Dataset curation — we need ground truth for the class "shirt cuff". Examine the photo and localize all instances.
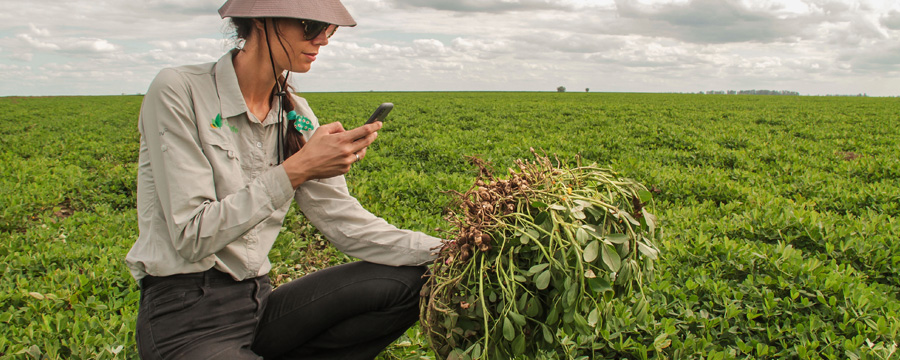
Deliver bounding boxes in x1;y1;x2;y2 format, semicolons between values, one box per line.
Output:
413;233;444;265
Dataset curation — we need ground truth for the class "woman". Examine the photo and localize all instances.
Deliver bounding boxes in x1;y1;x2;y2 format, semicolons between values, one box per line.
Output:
125;0;442;358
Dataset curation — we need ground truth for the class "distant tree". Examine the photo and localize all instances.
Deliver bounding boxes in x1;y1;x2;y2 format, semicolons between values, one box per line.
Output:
585;88;589;92
557;86;566;93
735;89;799;96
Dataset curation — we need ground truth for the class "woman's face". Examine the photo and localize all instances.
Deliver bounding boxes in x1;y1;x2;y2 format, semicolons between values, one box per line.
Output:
266;19;333;74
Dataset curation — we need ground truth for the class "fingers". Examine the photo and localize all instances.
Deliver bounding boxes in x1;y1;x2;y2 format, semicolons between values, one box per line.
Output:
345;121;382;144
317;121;346;134
355;147;368;163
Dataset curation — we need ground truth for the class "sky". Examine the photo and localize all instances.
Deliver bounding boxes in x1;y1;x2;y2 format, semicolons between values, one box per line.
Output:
0;0;898;96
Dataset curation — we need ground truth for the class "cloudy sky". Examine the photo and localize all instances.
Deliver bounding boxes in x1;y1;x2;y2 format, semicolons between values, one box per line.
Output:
1;0;898;96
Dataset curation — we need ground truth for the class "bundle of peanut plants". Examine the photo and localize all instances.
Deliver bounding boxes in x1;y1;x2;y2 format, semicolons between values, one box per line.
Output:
420;151;661;359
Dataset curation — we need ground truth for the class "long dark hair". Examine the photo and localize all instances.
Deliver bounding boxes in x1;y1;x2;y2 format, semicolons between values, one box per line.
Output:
231;17;307;163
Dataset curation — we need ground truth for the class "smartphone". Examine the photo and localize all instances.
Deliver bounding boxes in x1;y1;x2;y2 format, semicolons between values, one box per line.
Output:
365;103;393;125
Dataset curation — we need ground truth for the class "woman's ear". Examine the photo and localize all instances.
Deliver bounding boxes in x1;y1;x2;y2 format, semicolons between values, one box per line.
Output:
253;18;268;39
243;18;269;48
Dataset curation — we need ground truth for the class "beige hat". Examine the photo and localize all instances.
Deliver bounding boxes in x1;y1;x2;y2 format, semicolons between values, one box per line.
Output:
218;0;357;27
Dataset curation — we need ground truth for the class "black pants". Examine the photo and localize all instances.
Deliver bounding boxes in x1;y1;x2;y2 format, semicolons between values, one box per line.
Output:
135;262;426;359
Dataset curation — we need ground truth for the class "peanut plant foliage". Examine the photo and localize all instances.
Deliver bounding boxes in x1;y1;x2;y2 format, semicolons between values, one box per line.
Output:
0;93;898;359
421;154;661;359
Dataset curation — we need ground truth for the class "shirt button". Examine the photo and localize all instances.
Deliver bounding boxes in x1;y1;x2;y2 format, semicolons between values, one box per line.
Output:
256;142;262;148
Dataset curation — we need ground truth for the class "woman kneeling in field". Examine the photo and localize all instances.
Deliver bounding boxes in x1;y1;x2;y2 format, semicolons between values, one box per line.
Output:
125;0;441;358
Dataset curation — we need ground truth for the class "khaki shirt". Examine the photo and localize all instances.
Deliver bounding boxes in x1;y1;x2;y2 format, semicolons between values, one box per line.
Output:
126;50;441;282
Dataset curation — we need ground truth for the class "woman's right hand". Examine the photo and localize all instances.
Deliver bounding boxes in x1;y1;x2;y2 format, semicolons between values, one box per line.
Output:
282;121;382;188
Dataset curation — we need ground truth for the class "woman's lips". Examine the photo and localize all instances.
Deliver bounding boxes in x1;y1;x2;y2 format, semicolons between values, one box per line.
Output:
304;52;317;61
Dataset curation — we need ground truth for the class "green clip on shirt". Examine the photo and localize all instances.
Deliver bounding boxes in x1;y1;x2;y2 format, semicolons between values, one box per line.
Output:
126;50;442;282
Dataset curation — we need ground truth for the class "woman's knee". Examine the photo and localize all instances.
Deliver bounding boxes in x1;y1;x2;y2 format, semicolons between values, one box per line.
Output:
392;265;428;290
352;262;427;302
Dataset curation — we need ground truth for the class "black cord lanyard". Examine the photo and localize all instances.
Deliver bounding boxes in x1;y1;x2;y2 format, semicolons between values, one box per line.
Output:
264;20;290;165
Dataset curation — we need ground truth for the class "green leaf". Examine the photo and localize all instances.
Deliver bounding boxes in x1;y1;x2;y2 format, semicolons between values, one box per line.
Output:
588;276;612;294
584;205;604;220
619;210;640;225
513;333;526;355
565;286;578;306
570;207;586;220
447;349;468;360
575;227;590;244
535;269;552;290
587;308;599;326
25;345;42;359
531;201;548;208
521;229;539;244
582;224;604;239
525;296;541;317
637;241;658;260
583;240;600;262
617;261;633;284
643;213;656;234
654;333;671;352
605;233;629;244
573;312;589;329
638;189;652;203
527;263;550;275
601;244;621;271
471;344;482;359
509;311;526;326
534;211;550;228
502;317;515;341
542;325;553;343
546;305;559;325
635;298;649;317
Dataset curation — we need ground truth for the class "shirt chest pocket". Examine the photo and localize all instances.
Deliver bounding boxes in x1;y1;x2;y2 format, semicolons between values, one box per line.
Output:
201;135;245;200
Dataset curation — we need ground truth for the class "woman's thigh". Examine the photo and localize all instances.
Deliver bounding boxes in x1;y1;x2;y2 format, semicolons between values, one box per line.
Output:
136;270;270;359
251;262;426;358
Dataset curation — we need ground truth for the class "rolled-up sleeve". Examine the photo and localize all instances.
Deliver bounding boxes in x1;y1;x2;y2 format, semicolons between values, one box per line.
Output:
295;175;442;266
140;68;295;263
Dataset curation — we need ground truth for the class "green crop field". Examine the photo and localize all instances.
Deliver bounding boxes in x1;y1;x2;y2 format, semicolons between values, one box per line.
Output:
1;92;898;359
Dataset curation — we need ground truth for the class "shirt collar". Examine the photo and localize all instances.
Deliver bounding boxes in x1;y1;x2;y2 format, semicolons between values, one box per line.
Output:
215;49;248;119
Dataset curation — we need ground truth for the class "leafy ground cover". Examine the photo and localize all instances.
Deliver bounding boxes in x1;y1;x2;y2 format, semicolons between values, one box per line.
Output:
0;93;898;359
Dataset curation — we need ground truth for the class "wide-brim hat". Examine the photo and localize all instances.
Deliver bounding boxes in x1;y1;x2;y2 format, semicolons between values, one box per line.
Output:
218;0;356;27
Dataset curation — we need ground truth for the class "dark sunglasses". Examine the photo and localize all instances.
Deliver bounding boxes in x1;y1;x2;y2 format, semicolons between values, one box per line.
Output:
299;19;338;41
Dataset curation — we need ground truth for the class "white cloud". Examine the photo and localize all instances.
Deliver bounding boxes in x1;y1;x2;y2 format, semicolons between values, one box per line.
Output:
60;38;118;53
389;0;575;13
11;52;34;62
17;33;60;50
29;23;50;36
149;38;230;57
412;39;448;56
883;11;900;30
0;0;897;96
15;32;120;59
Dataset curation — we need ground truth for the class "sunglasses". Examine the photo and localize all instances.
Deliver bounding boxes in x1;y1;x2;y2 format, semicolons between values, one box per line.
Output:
300;19;338;41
